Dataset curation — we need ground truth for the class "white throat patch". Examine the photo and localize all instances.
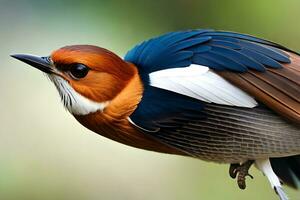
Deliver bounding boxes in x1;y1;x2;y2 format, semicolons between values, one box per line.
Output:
48;75;109;115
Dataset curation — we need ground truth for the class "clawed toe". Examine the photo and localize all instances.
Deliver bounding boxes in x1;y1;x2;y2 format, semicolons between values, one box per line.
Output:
229;163;240;178
229;160;254;190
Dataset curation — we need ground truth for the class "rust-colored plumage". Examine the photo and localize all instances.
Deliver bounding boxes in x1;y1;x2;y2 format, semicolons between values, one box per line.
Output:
51;45;182;154
51;45;136;102
51;45;184;155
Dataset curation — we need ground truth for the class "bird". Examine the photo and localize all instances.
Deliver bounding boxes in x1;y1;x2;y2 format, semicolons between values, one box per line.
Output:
11;29;300;200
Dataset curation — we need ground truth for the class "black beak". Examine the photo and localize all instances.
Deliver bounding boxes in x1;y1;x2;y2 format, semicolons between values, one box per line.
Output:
11;54;54;74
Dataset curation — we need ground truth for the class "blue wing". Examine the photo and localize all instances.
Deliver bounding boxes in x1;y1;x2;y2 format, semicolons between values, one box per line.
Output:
125;29;295;131
125;29;291;77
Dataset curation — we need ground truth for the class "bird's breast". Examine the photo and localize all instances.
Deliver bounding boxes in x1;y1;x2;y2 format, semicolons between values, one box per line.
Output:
74;112;184;154
73;65;185;155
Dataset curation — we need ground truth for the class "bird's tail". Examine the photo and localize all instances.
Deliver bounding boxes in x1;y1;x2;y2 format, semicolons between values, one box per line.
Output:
270;155;300;189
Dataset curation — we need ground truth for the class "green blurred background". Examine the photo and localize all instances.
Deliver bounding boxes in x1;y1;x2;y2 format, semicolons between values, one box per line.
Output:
1;0;300;199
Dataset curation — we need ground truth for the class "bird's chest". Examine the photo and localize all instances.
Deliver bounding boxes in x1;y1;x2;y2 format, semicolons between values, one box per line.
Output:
73;112;185;155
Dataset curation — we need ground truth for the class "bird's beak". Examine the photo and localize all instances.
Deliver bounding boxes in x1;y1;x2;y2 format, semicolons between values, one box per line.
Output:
11;54;54;74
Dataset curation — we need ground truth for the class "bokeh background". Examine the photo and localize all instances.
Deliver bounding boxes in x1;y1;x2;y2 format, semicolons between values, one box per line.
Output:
1;0;300;199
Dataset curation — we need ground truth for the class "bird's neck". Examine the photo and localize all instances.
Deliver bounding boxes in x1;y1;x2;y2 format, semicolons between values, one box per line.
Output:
74;63;184;155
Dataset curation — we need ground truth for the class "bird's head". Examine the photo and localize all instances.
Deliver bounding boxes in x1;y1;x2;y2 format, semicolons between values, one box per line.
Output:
11;45;137;115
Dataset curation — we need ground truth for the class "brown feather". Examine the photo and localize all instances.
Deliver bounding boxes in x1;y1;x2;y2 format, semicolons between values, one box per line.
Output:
217;52;300;124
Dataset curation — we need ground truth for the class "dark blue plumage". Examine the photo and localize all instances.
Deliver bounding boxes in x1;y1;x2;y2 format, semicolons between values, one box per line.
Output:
130;86;204;131
124;29;291;77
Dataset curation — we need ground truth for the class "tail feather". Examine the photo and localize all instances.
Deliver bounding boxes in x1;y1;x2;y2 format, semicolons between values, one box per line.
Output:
270;155;300;189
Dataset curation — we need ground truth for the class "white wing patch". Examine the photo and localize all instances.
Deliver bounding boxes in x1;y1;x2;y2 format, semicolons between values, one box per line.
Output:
149;64;257;108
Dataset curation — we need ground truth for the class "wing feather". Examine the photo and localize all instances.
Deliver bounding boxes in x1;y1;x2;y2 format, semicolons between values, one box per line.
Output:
217;55;300;124
149;64;257;108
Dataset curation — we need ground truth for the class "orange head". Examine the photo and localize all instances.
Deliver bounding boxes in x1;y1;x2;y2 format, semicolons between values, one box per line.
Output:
11;45;180;154
11;45;138;115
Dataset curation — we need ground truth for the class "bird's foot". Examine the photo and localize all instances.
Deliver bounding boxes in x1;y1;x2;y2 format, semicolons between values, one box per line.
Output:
229;160;254;190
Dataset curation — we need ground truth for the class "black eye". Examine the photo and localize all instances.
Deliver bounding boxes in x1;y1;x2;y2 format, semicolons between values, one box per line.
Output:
69;63;89;79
